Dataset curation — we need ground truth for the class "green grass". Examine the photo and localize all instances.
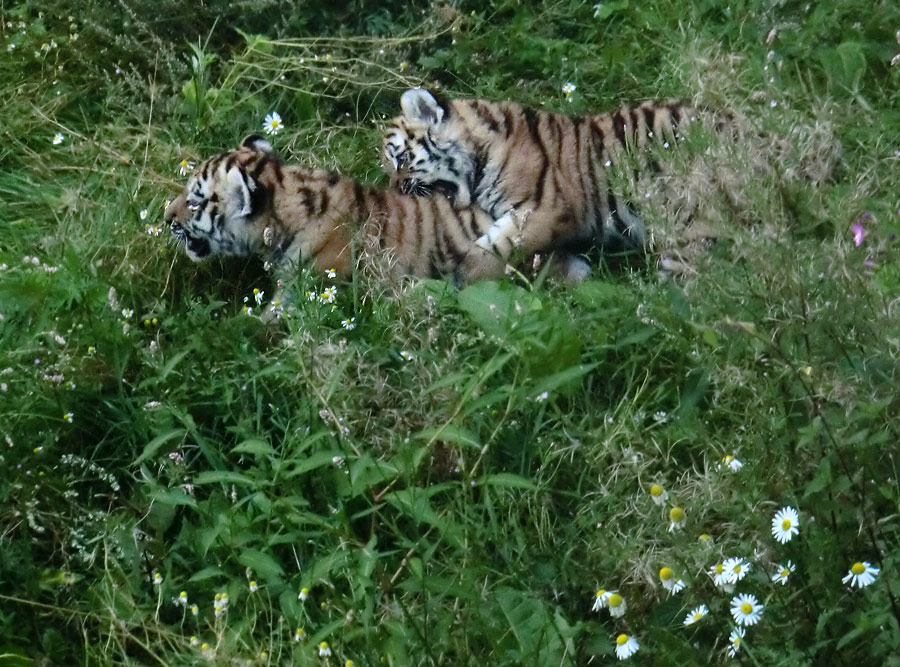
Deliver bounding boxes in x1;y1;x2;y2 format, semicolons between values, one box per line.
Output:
2;1;900;664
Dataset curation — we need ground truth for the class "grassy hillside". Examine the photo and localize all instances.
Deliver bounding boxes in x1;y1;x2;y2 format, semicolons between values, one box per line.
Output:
1;1;899;664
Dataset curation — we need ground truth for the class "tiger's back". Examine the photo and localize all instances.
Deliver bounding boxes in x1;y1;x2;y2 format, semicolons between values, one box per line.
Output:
383;89;720;260
164;136;507;285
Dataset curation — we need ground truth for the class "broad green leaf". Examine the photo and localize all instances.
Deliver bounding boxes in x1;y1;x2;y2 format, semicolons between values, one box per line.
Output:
134;429;186;466
238;549;285;581
232;439;276;457
193;470;256;486
147;486;197;509
478;473;538;491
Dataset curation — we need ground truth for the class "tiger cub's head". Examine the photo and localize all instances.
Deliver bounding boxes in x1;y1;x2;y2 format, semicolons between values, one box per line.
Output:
165;135;277;261
382;88;476;208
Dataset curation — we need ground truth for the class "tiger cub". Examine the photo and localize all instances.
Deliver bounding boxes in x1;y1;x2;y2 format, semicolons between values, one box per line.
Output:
382;88;718;267
164;135;513;287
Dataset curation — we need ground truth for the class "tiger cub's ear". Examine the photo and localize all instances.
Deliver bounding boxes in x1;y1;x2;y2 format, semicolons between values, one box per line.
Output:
225;164;256;217
241;135;275;154
400;88;445;126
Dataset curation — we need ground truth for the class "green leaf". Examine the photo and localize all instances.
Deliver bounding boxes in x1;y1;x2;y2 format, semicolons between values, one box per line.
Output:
193;470;256;486
147;486;197;509
804;458;832;497
232;439;276;457
478;473;538;491
284;451;346;478
415;424;481;450
134;429;186;466
238;549;285;581
188;567;225;583
593;0;629;20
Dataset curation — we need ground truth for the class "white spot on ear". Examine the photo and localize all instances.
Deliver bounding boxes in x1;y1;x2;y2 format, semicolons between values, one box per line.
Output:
400;88;444;125
226;166;254;216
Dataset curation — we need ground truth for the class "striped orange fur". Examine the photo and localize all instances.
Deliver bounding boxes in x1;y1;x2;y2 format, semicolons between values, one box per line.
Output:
164;136;510;285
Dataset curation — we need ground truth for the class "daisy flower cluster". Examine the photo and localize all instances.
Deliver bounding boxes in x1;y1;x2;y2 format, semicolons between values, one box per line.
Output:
593;484;884;661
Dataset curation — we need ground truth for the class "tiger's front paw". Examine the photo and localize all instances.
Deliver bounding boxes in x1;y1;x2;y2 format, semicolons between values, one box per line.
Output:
475;212;515;253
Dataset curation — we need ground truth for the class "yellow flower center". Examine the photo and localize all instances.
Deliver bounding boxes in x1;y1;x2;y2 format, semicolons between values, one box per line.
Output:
782;519;792;530
272;119;280;127
781;569;789;577
650;484;663;497
693;612;703;620
616;634;629;646
715;564;724;574
608;593;623;608
741;603;752;614
733;564;742;573
659;567;674;580
595;589;605;598
669;506;685;522
851;562;866;575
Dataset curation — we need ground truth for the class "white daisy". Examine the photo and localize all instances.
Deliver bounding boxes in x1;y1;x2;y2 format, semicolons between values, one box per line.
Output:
614;634;639;660
772;506;800;543
263;111;283;135
683;604;709;626
659;567;685;594
649;484;668;506
52;132;64;145
722;556;751;583
562;82;577;95
591;588;613;612
318;641;332;657
709;562;732;590
842;561;879;589
607;592;626;618
730;593;763;626
178;158;195;176
668;506;686;531
721;454;743;472
771;561;796;585
727;627;745;657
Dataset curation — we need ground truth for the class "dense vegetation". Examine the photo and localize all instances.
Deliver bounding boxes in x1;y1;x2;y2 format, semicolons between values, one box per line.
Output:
1;1;899;664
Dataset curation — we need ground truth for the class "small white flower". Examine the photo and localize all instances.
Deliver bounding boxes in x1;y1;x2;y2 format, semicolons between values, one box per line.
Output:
591;589;613;612
177;159;195;176
772;560;796;585
709;562;734;591
614;634;639;660
249;580;258;592
668;506;686;531
152;572;163;585
683;604;708;626
318;641;332;657
562;82;577;96
843;561;879;589
730;593;763;626
191;603;198;616
252;288;264;306
325;268;337;279
298;587;310;601
722;557;750;583
341;317;356;330
52;132;64;145
263;111;283;135
534;391;549;402
727;627;745;657
607;592;626;618
121;308;134;319
721;454;743;472
593;3;604;18
648;484;668;505
139;209;148;220
63;412;74;423
399;350;414;361
294;627;306;642
771;506;799;544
